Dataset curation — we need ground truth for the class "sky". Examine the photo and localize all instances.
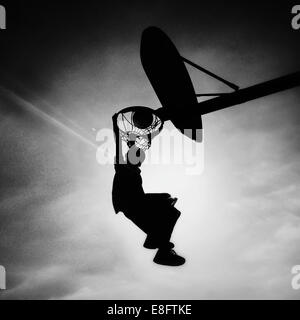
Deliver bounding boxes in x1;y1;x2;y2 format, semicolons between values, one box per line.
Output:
0;0;300;299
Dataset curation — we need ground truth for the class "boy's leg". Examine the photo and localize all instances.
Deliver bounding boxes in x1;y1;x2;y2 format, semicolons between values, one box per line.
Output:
123;207;185;266
122;205;180;248
143;207;181;249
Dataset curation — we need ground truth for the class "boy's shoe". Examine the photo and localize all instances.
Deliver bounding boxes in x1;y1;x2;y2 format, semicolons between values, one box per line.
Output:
153;248;185;266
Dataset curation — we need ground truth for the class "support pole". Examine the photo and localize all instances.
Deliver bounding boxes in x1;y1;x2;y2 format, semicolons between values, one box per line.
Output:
197;72;300;115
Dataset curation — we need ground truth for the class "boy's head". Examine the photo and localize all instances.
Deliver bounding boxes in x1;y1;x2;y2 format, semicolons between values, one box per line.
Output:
126;145;145;167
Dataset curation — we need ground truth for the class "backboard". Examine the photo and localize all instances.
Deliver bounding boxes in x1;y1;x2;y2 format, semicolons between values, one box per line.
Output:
140;26;202;142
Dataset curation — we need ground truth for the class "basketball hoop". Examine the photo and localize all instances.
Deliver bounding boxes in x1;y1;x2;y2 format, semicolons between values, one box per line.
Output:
114;106;163;151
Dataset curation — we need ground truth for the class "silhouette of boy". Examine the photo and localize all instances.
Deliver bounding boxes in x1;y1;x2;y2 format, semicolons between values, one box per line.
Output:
112;145;185;266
